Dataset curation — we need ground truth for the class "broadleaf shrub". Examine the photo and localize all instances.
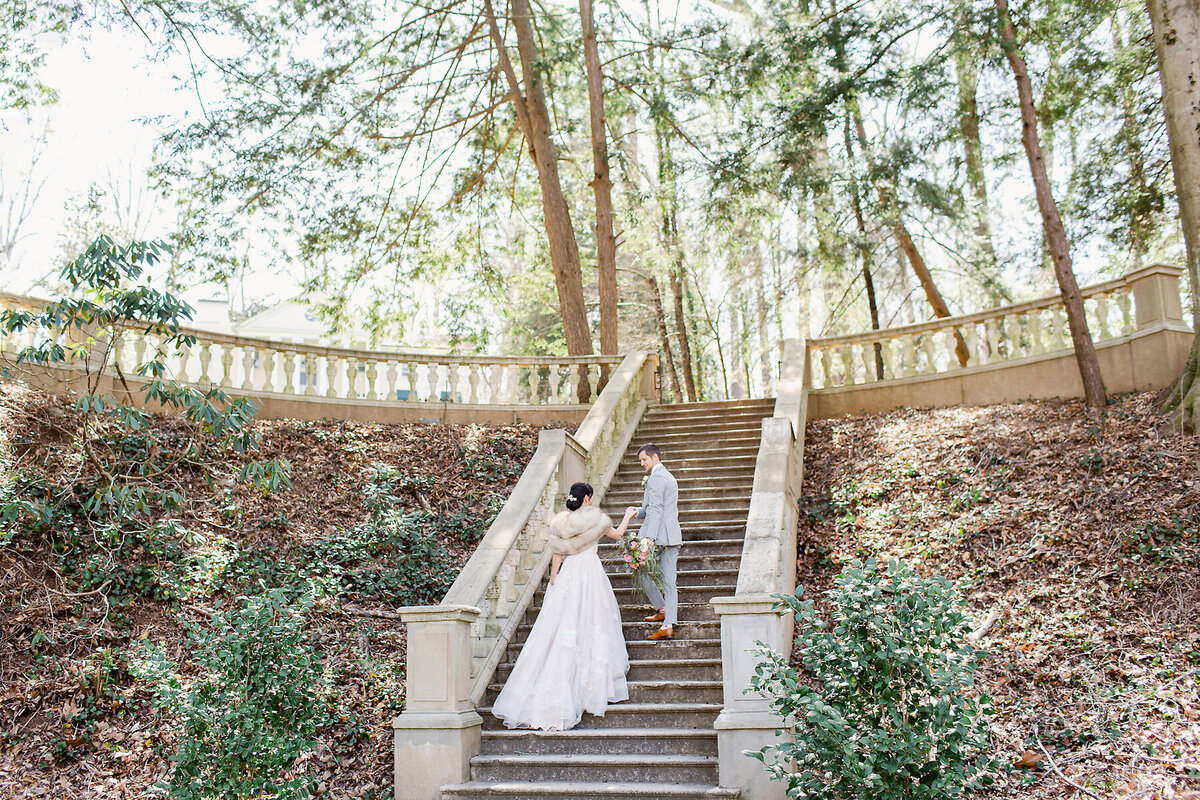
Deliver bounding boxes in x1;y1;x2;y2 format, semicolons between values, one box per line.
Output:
749;558;997;800
132;589;329;800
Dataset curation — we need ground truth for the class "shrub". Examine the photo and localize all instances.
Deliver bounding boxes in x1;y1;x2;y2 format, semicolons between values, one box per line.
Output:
132;589;329;800
0;235;290;601
749;558;997;800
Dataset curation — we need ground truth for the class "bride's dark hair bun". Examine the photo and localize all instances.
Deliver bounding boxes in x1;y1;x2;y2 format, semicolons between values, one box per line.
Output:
565;482;593;511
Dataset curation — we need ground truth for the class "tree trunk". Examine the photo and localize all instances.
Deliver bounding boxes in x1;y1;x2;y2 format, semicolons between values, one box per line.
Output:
1147;0;1200;428
646;273;683;401
484;0;594;373
843;113;885;380
652;120;699;402
580;0;618;369
997;0;1108;408
954;43;1010;302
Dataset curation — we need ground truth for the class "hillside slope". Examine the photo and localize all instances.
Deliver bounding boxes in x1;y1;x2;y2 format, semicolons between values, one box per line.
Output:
800;392;1200;799
0;385;555;800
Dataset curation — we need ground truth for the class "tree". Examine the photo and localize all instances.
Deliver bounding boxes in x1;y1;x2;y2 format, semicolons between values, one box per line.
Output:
580;0;619;364
1149;0;1200;428
996;0;1108;408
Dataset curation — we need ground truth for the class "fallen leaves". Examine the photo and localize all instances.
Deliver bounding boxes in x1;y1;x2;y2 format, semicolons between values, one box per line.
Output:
801;392;1200;798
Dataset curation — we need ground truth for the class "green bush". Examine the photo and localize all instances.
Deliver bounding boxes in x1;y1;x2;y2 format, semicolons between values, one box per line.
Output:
749;558;997;800
0;235;290;601
132;589;329;800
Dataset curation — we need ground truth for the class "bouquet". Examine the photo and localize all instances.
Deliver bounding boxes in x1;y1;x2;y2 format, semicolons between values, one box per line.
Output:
620;533;666;605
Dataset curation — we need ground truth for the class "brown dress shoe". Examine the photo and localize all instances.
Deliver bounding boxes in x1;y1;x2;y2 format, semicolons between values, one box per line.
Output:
647;627;673;640
644;609;666;623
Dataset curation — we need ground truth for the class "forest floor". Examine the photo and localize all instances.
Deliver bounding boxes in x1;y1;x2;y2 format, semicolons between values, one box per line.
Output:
800;391;1200;799
2;386;1198;799
0;384;558;800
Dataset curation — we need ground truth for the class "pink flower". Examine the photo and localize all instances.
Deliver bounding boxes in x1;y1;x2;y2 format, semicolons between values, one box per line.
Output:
624;554;633;563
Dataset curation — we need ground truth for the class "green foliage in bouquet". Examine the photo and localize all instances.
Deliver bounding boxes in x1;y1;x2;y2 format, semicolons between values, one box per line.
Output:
619;533;666;605
749;558;997;800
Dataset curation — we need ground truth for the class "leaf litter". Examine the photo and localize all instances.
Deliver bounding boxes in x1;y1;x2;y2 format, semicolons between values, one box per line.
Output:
800;391;1200;799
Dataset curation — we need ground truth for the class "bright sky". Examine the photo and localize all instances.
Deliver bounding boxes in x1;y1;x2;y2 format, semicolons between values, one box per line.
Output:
0;26;302;304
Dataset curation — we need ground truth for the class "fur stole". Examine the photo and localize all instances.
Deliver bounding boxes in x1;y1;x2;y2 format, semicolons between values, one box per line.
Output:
548;505;613;556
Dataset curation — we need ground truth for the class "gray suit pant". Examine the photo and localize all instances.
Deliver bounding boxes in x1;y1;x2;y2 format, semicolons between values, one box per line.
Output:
638;544;680;627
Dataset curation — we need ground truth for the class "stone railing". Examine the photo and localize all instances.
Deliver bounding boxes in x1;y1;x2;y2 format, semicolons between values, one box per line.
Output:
392;352;657;800
804;265;1192;418
805;265;1182;389
711;338;807;800
0;290;623;414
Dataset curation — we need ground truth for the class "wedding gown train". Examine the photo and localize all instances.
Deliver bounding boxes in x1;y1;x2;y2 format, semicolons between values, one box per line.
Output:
491;541;629;731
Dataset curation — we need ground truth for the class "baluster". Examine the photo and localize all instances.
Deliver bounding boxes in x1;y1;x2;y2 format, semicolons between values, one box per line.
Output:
325;356;339;398
344;357;358;398
133;336;149;371
1116;291;1132;334
859;342;875;382
241;347;256;391
366;359;381;400
260;348;276;392
901;335;917;377
218;347;234;388
1027;312;1043;354
404;361;417;401
428;362;441;402
1001;314;1019;358
281;351;296;394
303;354;318;396
1051;306;1068;349
985;318;1001;362
837;345;854;386
920;334;937;374
467;364;480;404
567;364;580;402
528;364;542;402
385;360;399;401
1094;294;1112;340
547;364;562;402
815;349;829;388
196;343;213;387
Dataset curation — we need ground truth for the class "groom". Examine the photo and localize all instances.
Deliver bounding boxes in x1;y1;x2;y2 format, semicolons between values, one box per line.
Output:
626;443;681;641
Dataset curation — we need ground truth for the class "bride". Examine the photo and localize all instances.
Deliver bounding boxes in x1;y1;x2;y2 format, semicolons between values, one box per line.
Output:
491;482;636;731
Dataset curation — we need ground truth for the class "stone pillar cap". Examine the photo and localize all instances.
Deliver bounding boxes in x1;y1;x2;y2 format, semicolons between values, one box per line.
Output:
397;604;481;623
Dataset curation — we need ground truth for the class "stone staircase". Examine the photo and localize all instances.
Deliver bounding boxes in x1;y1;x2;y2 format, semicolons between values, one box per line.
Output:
440;398;775;800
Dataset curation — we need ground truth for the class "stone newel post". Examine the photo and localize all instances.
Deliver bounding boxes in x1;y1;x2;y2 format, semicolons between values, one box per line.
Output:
1123;264;1191;389
712;596;790;800
393;605;482;800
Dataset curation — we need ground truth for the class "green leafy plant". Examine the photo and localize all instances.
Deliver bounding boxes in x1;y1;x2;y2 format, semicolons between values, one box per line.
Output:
131;589;329;800
749;558;997;800
0;235;290;601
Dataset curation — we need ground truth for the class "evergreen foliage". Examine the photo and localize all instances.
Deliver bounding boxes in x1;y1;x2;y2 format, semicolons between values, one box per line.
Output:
750;558;997;800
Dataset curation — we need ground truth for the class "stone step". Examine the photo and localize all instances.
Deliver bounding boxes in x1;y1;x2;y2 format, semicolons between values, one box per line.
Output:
603;485;754;503
622;431;763;451
469;753;718;784
600;551;742;572
477;728;718;757
608;568;740;589
612;601;717;623
609;584;736;605
480;702;722;730
616;499;753;518
599;537;746;556
496;657;722;683
619;446;759;466
643;400;775;419
485;679;722;707
511;619;721;645
507;637;722;664
441;780;740;800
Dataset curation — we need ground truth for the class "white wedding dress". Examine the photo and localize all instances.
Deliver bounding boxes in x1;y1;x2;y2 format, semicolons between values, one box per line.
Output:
491;541;629;730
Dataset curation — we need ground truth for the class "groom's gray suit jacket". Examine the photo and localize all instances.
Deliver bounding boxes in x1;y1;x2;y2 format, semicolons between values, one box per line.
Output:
636;465;682;546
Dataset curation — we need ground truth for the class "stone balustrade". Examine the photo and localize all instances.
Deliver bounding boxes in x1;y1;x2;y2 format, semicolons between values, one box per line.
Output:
393;352;658;800
804;265;1183;389
0;290;624;424
712;339;806;800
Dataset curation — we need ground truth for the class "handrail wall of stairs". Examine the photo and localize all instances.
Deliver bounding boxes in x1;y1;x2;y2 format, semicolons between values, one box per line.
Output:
712;338;807;800
392;352;659;800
